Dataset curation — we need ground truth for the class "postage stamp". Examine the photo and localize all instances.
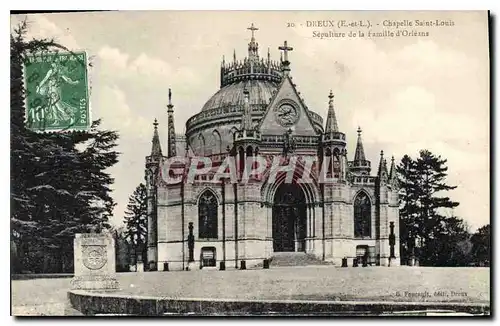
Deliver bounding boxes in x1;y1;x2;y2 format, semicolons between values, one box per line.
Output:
23;51;90;132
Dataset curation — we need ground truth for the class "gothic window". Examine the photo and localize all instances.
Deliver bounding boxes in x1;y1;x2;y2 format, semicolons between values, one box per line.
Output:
354;192;371;238
198;190;218;239
333;155;341;178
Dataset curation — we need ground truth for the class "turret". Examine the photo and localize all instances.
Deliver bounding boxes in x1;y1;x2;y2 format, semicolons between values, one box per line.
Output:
321;90;347;180
233;86;261;180
145;119;163;270
219;24;282;87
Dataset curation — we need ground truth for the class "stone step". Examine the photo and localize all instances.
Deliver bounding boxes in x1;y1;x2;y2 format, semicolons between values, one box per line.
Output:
269;252;332;267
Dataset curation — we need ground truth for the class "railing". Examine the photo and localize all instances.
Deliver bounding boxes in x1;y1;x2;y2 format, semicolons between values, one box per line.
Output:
185;104;267;130
323;132;346;142
352;176;377;184
350;160;371;168
220;60;283;87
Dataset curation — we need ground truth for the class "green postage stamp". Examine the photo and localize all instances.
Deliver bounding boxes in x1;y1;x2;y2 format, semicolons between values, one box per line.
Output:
23;51;90;132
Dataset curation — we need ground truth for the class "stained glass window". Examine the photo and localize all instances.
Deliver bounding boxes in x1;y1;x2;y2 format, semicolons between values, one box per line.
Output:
198;191;218;238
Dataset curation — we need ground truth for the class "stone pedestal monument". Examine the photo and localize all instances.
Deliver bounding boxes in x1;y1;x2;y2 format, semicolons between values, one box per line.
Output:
71;233;119;290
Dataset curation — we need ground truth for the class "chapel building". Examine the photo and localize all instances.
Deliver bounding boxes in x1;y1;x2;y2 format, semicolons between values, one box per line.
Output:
145;25;400;271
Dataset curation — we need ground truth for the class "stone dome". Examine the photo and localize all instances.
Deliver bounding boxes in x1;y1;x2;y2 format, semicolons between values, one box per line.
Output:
201;79;278;112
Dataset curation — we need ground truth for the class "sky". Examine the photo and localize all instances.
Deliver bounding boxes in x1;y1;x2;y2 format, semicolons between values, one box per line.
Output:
10;11;489;231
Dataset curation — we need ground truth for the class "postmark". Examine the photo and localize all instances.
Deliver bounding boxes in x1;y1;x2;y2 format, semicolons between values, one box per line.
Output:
23;51;90;132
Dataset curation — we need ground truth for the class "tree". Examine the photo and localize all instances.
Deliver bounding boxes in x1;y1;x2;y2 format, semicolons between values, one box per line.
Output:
397;150;461;266
425;215;472;266
471;224;490;266
396;154;419;264
123;183;148;267
11;20;119;273
110;226;131;272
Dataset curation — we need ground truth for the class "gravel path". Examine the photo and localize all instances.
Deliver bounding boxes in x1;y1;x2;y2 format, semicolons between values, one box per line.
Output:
115;266;490;303
11;266;490;316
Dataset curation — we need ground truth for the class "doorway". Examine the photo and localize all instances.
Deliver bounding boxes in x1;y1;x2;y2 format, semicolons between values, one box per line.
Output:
272;183;307;252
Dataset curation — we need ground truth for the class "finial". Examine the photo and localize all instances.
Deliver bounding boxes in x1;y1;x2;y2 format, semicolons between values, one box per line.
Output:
153;118;159;129
233;49;236;62
329;89;334;99
267;47;270;61
222;55;225;65
380;150;384;157
357;126;362;136
168;88;172;106
391;155;395;162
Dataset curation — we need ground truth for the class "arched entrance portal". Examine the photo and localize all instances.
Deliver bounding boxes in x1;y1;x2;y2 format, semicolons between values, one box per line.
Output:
272;183;307;252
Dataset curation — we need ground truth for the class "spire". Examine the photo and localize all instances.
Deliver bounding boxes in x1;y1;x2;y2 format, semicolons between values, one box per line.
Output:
267;47;271;74
349;126;371;175
389;156;395;179
241;86;253;131
151;118;162;157
377;150;388;182
324;90;339;133
389;155;399;187
167;88;177;158
233;49;236;63
354;126;366;161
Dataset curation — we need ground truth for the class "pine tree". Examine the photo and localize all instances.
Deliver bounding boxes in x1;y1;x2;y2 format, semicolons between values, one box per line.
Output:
11;20;119;273
123;183;148;267
11;20;71;272
415;150;459;265
397;150;461;266
396;155;419;264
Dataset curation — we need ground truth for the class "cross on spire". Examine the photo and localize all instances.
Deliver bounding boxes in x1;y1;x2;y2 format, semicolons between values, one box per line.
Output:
278;40;293;62
247;23;259;39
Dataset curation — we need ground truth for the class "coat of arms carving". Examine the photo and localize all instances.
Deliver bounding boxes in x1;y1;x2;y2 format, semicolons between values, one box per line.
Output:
82;245;107;270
